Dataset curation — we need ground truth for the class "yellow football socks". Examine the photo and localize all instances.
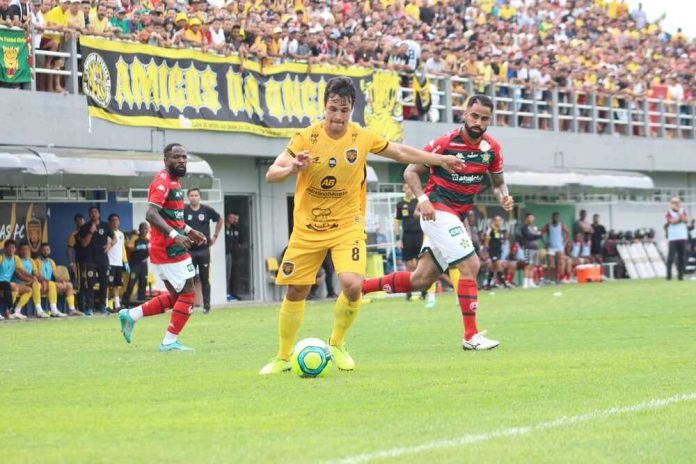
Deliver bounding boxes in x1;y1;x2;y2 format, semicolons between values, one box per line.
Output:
31;281;42;307
277;298;306;360
48;281;58;305
330;292;362;346
16;291;31;311
66;294;76;311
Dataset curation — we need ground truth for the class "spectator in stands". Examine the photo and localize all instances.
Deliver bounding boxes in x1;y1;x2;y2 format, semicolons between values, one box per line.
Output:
0;240;32;320
124;222;149;307
591;214;607;264
107;213;128;313
543;212;569;283
665;196;689;281
66;0;85;33
5;0;30;29
521;213;542;289
79;206;114;315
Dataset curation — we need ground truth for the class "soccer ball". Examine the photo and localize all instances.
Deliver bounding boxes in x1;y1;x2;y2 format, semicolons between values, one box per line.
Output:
290;338;333;378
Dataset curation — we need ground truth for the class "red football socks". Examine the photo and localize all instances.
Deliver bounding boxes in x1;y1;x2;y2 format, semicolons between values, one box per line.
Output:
167;292;195;335
362;271;412;294
141;293;176;317
458;279;478;340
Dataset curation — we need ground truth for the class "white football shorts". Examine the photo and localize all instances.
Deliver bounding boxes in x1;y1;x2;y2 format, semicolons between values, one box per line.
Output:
420;210;477;273
151;256;195;293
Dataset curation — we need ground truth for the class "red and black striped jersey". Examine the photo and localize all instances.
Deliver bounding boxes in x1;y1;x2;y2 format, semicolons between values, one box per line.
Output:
147;169;189;264
423;130;504;219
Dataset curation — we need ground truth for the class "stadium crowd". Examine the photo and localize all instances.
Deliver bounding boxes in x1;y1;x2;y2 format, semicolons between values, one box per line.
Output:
1;0;693;119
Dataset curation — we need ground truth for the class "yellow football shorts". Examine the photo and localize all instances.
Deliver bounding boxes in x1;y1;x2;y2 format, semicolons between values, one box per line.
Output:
276;233;367;286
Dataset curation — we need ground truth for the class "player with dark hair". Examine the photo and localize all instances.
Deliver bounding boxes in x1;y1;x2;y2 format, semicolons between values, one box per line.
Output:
118;143;207;351
79;206;114;315
259;76;465;374
362;94;513;351
184;186;222;313
107;213;129;313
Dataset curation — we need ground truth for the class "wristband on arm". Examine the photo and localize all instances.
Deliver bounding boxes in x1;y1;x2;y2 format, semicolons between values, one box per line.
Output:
168;229;179;239
417;194;429;204
184;224;192;234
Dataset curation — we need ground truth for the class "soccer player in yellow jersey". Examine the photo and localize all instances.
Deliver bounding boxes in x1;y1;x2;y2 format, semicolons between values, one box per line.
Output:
259;77;464;374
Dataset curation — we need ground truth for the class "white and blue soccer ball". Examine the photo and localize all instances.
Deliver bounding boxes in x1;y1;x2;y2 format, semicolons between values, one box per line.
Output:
290;338;333;378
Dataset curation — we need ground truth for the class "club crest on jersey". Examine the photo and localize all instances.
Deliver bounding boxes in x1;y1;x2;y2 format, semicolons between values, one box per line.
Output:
345;148;358;165
481;153;491;163
329;157;337;168
281;261;295;276
198;214;205;221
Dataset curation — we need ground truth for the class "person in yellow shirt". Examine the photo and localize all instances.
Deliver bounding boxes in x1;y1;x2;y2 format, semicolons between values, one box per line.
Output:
183;18;205;47
499;4;516;21
15;243;47;318
259;77;464;375
404;0;419;21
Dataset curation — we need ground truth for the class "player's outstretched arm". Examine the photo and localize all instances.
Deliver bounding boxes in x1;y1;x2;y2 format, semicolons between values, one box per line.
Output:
377;143;465;173
491;172;513;212
145;205;193;250
404;163;437;221
265;150;311;183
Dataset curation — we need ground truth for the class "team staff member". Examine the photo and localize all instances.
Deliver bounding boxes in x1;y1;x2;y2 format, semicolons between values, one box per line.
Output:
124;222;150;307
107;214;129;313
260;76;464;375
184;187;221;314
665;196;689;281
67;213;86;311
79;206;114;316
225;212;243;300
394;184;425;301
484;215;509;289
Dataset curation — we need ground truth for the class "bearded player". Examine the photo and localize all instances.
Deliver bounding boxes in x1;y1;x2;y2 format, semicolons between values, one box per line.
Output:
362;95;513;350
259;76;465;374
118;144;207;351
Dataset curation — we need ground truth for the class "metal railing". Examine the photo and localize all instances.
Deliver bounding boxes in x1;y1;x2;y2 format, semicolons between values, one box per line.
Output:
401;76;696;140
8;31;696;141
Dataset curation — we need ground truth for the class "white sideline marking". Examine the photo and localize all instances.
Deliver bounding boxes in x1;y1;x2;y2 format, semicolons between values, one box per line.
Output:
327;392;696;464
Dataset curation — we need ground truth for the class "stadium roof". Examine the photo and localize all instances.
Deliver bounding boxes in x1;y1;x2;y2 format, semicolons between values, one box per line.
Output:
504;167;655;192
0;146;214;190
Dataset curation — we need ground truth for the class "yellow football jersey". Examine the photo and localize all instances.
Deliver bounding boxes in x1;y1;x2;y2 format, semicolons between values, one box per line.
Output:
285;121;389;242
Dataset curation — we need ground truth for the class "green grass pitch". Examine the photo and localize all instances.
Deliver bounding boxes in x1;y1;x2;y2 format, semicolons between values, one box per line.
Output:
2;279;695;463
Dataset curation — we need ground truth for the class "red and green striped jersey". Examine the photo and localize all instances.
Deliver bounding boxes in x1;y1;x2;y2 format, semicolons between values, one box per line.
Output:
423;130;504;219
147;169;189;264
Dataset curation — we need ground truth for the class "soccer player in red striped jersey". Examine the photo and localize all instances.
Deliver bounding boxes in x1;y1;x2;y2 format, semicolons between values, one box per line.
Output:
362;95;513;351
118;143;207;351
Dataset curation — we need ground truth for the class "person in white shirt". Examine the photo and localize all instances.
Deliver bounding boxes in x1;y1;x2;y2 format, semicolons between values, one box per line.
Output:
208;17;226;52
665;197;689;281
107;213;129;312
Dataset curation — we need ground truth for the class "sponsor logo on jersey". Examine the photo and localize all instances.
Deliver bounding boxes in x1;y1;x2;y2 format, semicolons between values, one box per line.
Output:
449;226;464;237
312;156;320;164
310;132;319;144
329;157;337;168
306;208;338;232
320;176;337;189
345;148;358;164
479;140;491;152
187;215;193;220
281;261;295;276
